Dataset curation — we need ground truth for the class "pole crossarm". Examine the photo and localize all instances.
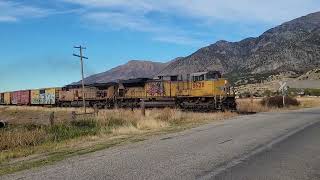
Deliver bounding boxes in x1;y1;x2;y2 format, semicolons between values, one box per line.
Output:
73;54;88;59
74;46;86;49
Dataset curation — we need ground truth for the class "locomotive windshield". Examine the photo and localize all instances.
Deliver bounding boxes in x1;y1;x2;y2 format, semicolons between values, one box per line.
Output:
193;74;205;81
191;71;221;81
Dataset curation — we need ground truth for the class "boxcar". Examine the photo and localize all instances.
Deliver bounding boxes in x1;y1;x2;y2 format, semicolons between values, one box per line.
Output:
4;92;10;105
31;89;40;104
10;90;31;105
59;83;117;107
32;88;60;105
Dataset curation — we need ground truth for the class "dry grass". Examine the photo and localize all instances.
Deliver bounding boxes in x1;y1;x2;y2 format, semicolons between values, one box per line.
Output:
236;98;271;113
95;108;236;134
0;107;237;167
2;97;318;175
0;127;46;151
237;96;320;113
0;106;86;125
297;97;320;108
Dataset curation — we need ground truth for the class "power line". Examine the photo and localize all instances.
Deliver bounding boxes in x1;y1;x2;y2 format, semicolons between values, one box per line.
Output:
73;45;88;113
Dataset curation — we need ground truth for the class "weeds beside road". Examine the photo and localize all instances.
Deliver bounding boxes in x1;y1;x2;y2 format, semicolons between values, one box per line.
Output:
0;96;319;176
236;96;320;113
0;107;236;176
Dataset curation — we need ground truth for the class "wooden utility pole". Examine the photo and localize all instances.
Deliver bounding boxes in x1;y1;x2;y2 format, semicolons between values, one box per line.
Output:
73;46;88;113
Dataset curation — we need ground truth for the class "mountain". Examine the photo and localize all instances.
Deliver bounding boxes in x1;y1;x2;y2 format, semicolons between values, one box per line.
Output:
158;12;320;81
75;60;168;85
74;12;320;86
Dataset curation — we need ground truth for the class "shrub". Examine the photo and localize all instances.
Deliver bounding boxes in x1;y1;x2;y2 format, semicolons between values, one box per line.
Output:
263;90;272;97
48;119;100;142
70;119;97;129
261;96;300;108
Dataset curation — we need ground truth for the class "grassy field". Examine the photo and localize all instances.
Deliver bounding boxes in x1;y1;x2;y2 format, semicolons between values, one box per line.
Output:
1;96;319;175
0;106;236;175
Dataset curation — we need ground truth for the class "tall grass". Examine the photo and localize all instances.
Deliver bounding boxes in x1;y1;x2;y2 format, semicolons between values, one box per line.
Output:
0;108;237;162
297;97;320;108
236;98;271;113
0;126;46;151
261;96;300;108
0;122;100;151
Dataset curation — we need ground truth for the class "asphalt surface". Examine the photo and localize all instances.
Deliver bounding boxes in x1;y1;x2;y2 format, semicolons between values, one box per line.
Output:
2;108;320;180
215;119;320;180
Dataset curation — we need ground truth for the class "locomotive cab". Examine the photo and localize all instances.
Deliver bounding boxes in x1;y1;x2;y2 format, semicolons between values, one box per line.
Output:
175;71;236;111
191;71;221;81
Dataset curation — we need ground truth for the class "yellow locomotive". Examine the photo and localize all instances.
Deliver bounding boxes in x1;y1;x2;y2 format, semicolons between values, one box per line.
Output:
115;71;236;111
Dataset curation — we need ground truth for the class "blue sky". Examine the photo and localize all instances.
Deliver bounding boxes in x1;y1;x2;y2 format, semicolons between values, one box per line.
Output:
0;0;319;92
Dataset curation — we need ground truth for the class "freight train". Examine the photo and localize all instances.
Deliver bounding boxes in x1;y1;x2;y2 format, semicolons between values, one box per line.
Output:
0;71;237;111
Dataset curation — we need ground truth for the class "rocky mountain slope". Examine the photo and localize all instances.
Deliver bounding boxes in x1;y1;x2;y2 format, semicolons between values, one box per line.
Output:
75;12;319;86
158;12;320;80
75;60;167;84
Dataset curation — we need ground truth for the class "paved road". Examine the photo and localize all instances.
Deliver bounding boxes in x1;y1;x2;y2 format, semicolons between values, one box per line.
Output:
2;108;320;180
215;120;320;180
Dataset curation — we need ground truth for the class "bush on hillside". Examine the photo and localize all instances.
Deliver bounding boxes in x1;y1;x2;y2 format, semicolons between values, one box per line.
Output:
304;89;320;96
261;96;300;108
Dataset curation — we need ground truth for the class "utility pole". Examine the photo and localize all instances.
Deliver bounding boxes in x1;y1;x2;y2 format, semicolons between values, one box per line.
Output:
73;46;88;113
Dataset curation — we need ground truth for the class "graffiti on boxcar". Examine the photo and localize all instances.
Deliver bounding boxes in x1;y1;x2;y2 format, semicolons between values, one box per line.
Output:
45;94;55;104
146;82;165;96
39;90;56;105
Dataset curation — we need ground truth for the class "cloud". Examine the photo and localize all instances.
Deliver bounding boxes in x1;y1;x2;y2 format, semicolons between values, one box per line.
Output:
63;0;320;24
152;35;204;46
62;0;320;45
0;1;82;23
0;1;52;22
0;16;17;22
83;12;157;32
82;11;203;45
4;0;318;44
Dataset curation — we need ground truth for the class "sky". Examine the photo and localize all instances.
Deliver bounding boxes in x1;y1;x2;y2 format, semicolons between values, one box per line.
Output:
0;0;319;92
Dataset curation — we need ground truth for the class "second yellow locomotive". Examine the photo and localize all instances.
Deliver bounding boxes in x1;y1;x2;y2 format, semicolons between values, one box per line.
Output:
116;71;236;111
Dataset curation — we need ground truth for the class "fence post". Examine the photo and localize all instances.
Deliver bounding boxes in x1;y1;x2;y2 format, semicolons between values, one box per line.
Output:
49;112;55;126
141;99;145;116
94;104;99;116
71;111;76;121
250;93;254;113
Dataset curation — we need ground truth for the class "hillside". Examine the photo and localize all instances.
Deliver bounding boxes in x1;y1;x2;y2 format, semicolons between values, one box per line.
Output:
74;60;167;85
235;68;320;96
158;12;320;81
